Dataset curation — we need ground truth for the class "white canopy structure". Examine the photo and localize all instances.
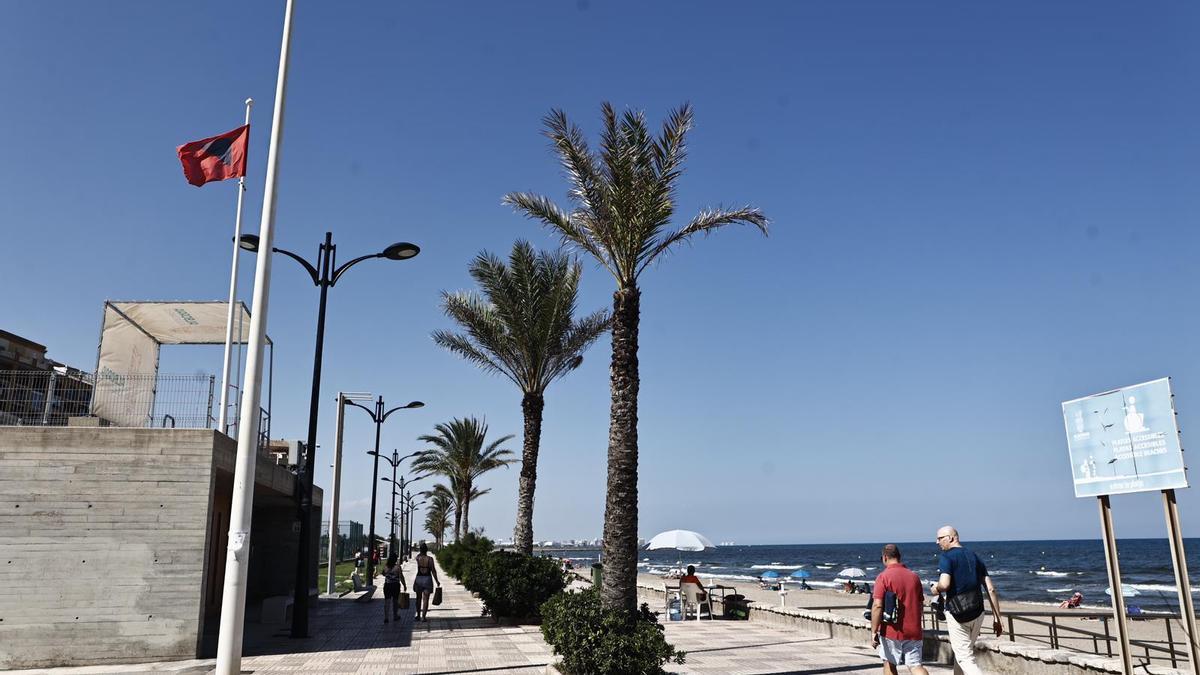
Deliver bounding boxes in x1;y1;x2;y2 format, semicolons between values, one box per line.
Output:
93;300;272;428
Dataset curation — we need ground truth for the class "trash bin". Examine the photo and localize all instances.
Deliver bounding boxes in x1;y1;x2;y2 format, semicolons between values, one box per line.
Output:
723;594;750;620
591;563;603;588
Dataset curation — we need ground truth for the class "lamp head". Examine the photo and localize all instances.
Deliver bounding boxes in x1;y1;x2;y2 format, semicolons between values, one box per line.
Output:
238;234;260;252
404;401;424;409
382;242;420;260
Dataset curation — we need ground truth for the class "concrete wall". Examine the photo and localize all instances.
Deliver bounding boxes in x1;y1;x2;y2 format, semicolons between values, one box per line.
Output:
0;427;324;669
0;428;219;669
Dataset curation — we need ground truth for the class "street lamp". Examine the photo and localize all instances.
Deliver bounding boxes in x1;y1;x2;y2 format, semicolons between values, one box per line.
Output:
239;231;420;639
348;396;423;582
385;473;430;559
375;455;425;557
404;494;426;557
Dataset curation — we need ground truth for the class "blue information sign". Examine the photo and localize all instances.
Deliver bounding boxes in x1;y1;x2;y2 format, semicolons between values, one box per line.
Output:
1062;378;1187;498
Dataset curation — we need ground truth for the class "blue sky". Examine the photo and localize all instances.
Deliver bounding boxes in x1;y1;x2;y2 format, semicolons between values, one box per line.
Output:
4;1;1200;544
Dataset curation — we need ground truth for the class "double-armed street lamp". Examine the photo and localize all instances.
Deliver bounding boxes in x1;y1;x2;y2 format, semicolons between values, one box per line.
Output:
347;396;423;581
402;492;426;559
384;473;429;558
237;232;419;639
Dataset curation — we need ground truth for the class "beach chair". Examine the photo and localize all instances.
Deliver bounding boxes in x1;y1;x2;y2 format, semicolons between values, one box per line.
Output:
680;582;713;620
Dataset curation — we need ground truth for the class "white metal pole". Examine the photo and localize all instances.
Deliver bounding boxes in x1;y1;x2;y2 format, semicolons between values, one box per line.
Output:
214;1;294;672
326;394;346;594
218;98;255;434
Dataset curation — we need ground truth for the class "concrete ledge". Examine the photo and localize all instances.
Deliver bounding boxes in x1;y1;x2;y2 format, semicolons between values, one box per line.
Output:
636;583;1186;675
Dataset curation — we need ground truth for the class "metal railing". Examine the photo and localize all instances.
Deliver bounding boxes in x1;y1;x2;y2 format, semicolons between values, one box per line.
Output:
807;601;1194;667
0;369;255;431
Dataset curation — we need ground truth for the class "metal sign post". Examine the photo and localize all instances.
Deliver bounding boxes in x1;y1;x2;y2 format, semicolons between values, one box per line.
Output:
1098;495;1134;674
1064;378;1195;675
1163;488;1200;673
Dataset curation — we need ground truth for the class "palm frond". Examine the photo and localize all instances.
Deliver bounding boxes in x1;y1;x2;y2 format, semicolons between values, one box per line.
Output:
637;206;769;276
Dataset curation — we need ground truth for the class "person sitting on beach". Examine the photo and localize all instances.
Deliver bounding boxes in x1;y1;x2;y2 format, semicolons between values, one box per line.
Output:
680;565;707;599
800;580;812;590
844;581;856;594
1058;592;1083;609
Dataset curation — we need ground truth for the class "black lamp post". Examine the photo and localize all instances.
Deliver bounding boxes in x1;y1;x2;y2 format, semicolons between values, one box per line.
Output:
376;454;422;556
386;474;429;559
404;494;425;556
348;396;423;583
238;232;419;639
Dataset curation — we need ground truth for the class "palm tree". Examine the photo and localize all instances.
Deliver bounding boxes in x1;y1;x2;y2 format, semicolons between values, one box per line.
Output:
433;241;610;555
504;103;768;611
413;417;516;541
424;490;454;548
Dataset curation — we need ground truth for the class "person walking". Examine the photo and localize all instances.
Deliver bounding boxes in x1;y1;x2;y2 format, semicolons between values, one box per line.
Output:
382;554;407;624
870;544;928;675
930;526;1003;675
413;541;441;622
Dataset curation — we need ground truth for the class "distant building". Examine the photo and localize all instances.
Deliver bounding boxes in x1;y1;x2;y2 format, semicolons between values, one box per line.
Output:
0;330;92;425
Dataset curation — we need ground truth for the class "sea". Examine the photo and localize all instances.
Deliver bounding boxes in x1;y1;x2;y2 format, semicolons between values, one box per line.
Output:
553;539;1200;613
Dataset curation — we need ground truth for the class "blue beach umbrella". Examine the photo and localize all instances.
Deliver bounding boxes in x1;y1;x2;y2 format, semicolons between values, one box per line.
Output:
761;570;780;579
790;569;811;579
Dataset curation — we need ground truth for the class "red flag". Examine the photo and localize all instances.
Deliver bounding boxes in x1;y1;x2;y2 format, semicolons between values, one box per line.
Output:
177;125;249;187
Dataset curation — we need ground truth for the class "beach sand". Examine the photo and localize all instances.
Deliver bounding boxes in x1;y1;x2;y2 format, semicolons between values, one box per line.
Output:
637;572;1186;661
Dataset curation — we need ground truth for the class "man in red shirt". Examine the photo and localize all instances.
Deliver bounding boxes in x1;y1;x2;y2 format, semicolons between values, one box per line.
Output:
870;544;928;674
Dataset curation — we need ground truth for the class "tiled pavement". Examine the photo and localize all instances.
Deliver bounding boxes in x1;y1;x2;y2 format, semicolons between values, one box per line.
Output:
661;619;953;674
9;561;954;674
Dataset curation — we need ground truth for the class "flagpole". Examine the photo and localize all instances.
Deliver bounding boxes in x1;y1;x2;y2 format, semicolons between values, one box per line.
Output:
218;97;254;435
214;0;294;672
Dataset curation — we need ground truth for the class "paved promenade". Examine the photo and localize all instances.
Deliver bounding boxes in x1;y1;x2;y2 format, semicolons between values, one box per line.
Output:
7;559;951;674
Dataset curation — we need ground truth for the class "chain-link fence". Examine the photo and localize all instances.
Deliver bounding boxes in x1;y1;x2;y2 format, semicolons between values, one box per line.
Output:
320;520;366;564
0;369;221;429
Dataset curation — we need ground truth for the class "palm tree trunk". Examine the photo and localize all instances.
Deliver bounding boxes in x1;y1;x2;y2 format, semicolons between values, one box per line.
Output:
601;286;640;613
514;392;544;555
453;502;462;543
462;486;471;536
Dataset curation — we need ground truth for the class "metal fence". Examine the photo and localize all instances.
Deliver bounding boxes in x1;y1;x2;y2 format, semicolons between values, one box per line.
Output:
320;520;366;564
0;369;237;431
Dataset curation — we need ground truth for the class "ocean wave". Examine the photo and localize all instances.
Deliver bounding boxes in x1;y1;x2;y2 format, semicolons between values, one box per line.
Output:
989;570;1014;575
751;564;801;570
816;565;834;569
1045;587;1074;593
1034;571;1069;577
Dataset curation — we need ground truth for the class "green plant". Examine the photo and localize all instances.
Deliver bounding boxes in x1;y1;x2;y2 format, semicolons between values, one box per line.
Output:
413;417;515;540
505;103;767;610
433;241;609;556
437;531;494;581
540;588;685;674
469;552;565;619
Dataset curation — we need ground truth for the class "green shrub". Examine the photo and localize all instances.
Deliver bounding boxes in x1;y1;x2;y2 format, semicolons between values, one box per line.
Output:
540;588;685;674
469;552;566;619
437;532;493;580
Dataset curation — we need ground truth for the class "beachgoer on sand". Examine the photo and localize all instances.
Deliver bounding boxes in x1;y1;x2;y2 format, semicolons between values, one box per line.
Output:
1058;592;1083;609
870;544;929;675
930;526;1003;675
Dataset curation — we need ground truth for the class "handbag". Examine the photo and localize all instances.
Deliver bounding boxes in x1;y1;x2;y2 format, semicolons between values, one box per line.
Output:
432;586;443;606
945;586;984;622
397;592;410;609
945;552;984;619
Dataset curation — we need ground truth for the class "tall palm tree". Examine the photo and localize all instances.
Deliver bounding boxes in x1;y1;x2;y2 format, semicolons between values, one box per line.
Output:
424;490;454;548
413;417;515;541
504;103;768;611
433;241;610;555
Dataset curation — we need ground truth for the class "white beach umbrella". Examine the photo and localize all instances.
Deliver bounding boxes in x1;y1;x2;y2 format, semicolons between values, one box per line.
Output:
645;529;715;552
1106;585;1141;597
838;567;867;578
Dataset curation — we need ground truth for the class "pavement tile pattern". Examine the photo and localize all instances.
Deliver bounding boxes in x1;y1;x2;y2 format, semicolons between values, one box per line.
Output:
7;559;952;675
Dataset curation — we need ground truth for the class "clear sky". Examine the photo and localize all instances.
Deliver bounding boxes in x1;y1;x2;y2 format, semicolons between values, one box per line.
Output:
4;1;1200;545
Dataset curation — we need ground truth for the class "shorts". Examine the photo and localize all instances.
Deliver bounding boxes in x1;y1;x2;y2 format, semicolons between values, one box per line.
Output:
384;582;400;598
414;576;434;594
878;637;922;666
